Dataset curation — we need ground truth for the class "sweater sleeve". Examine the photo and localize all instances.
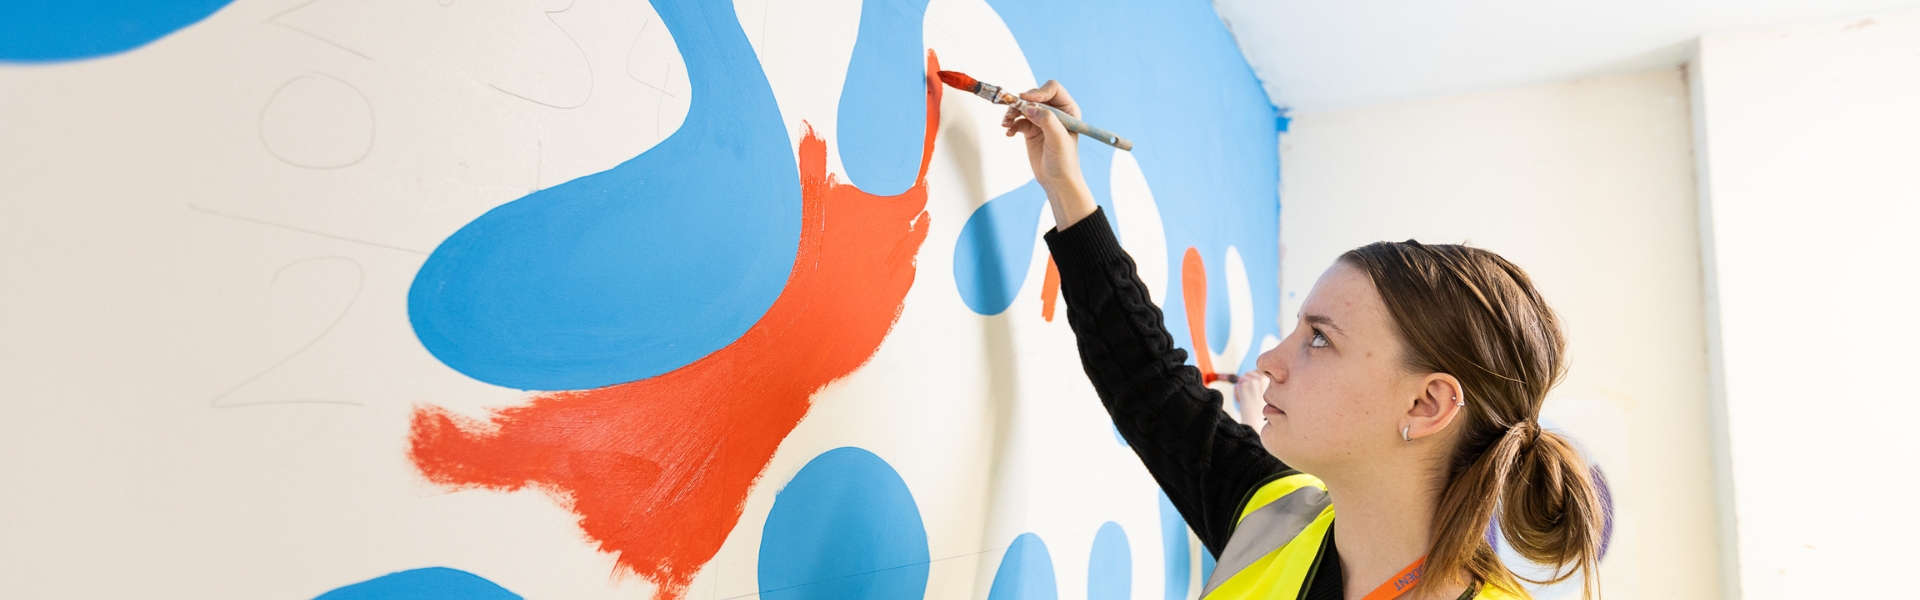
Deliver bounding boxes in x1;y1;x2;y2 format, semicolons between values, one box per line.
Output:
1043;208;1289;557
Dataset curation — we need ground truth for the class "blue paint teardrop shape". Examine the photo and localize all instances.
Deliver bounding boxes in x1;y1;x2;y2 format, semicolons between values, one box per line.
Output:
1087;522;1132;600
313;567;520;600
836;0;934;197
988;533;1058;600
953;181;1048;315
1159;491;1190;600
758;447;930;600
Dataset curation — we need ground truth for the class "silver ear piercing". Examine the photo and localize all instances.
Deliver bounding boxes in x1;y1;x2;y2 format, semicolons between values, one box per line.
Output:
1401;426;1412;442
1454;395;1464;407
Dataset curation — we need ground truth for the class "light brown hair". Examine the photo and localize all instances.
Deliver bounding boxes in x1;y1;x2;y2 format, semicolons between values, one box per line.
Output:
1341;241;1603;598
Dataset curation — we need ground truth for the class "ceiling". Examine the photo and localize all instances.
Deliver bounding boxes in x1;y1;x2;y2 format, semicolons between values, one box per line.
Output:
1213;0;1920;114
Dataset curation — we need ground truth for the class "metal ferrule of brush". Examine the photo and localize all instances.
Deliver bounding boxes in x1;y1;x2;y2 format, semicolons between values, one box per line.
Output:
972;82;1004;103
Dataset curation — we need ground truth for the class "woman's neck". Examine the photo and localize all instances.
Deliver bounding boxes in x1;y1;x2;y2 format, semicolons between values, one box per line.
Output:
1325;467;1467;600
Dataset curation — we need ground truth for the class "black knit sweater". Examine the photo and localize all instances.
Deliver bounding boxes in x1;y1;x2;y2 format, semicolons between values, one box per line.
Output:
1045;208;1355;600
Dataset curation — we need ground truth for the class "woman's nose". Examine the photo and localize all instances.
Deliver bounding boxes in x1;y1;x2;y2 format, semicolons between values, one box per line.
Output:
1255;346;1285;384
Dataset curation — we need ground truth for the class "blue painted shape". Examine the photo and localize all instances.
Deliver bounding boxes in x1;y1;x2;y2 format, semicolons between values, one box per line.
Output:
1200;545;1217;584
0;1;233;63
837;0;933;196
1088;522;1131;600
952;139;1121;317
1158;491;1189;600
956;0;1284;374
953;180;1048;315
314;567;520;600
759;447;930;600
988;533;1058;600
408;0;805;390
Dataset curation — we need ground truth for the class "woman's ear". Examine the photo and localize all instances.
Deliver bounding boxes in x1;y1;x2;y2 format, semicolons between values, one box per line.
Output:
1406;374;1465;441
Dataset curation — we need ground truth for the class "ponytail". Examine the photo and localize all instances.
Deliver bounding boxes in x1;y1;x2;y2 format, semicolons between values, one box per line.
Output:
1429;422;1603;597
1341;242;1605;598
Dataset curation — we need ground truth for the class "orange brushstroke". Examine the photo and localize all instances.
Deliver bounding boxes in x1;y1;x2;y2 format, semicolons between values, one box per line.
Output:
1182;247;1221;383
1040;256;1060;322
407;53;945;599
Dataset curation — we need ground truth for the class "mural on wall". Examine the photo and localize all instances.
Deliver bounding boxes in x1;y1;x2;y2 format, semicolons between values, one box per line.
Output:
0;0;1621;598
400;0;1282;596
408;0;946;595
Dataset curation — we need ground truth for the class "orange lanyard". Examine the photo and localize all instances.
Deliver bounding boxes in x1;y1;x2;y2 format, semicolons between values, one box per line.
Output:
1359;556;1426;600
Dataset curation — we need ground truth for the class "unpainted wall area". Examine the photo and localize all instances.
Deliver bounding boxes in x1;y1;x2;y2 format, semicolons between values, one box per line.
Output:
1694;11;1920;600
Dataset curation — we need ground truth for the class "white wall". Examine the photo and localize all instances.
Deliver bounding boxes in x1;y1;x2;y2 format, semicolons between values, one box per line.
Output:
1692;11;1920;600
1280;69;1719;599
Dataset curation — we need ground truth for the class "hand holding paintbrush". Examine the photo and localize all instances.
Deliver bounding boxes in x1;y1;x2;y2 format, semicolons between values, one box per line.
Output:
980;79;1104;231
940;71;1133;151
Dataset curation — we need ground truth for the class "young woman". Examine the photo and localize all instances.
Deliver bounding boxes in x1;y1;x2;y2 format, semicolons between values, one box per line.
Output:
1003;82;1605;600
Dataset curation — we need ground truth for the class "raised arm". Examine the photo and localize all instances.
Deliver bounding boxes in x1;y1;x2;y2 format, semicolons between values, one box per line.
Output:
1043;210;1287;555
1006;81;1287;555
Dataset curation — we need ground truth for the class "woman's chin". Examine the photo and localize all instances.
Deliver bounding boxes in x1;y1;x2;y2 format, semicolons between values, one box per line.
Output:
1258;427;1288;460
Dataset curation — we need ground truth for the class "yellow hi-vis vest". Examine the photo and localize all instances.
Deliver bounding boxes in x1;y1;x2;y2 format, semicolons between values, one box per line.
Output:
1199;473;1527;600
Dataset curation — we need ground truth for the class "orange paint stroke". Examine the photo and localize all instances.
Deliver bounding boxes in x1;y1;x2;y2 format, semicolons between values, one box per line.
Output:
1182;247;1220;383
408;53;945;599
1040;256;1060;322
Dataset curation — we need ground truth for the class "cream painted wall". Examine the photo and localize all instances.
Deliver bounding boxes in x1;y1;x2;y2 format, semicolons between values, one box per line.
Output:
1692;11;1920;600
1279;69;1718;599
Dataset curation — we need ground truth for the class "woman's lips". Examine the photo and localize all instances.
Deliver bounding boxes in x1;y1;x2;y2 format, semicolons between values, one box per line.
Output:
1262;404;1281;416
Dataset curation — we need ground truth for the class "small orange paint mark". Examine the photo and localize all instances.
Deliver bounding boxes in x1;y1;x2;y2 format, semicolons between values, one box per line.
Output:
1040;256;1060;322
1182;247;1219;383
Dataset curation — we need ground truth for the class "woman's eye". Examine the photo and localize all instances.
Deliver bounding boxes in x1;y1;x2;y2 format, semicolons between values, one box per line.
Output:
1309;330;1329;348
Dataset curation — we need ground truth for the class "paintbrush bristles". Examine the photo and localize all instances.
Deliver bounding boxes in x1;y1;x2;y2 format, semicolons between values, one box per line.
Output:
936;70;979;92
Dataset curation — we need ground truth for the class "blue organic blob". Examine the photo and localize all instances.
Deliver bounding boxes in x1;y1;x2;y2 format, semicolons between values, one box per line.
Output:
314;567;519;600
837;0;933;196
1088;522;1132;600
952;141;1121;317
1158;492;1189;600
408;0;801;391
0;1;234;63
953;180;1048;315
758;447;930;600
988;533;1058;600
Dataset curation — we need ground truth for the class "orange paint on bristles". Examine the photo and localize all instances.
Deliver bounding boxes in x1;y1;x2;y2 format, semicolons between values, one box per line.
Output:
937;70;979;92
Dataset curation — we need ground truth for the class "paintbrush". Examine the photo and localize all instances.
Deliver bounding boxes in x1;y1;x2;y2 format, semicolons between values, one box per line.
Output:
937;70;1133;151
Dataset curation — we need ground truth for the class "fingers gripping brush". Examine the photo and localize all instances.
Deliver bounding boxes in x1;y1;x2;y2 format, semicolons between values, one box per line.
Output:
938;70;1133;151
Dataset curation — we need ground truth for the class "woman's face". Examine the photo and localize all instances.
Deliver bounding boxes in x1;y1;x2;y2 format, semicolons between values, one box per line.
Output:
1253;262;1422;476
